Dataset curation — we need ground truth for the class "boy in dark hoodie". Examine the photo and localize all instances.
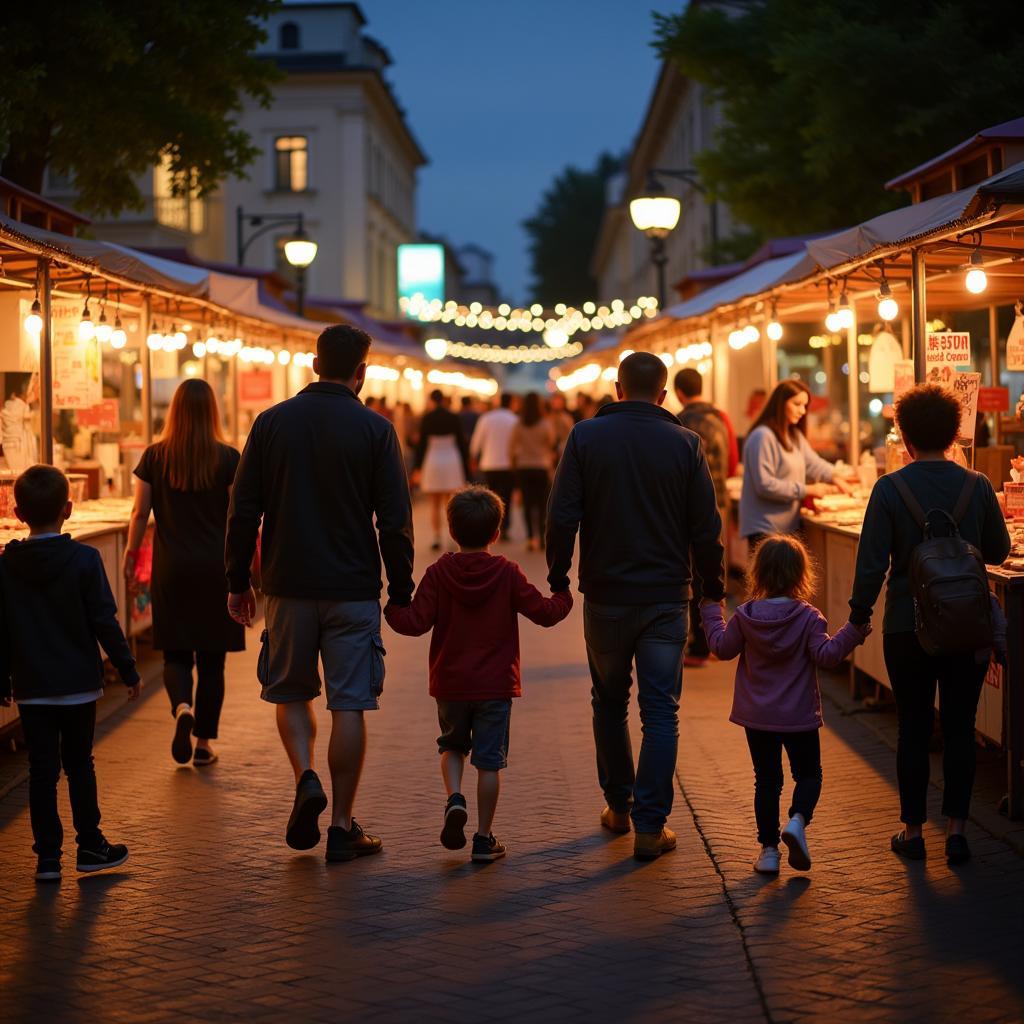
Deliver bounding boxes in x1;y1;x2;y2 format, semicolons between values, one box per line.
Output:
0;466;141;882
385;486;571;862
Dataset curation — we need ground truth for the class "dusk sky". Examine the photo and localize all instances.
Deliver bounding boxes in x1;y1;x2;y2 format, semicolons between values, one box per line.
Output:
363;1;677;304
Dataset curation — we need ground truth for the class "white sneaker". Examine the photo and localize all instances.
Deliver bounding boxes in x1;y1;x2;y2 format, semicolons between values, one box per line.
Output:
754;845;780;874
781;815;812;870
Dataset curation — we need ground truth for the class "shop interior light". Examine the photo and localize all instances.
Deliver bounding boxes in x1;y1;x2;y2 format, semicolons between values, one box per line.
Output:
877;279;899;321
424;337;448;361
965;250;988;294
24;297;42;336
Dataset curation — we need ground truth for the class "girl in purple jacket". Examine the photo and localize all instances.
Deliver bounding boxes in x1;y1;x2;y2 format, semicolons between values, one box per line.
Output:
701;535;869;875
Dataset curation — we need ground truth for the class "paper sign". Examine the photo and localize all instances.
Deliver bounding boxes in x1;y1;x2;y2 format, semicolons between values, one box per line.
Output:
953;372;981;443
76;398;120;432
893;360;916;399
52;299;102;410
1007;315;1024;372
925;331;971;386
977;386;1010;413
1005;482;1024;517
239;370;273;406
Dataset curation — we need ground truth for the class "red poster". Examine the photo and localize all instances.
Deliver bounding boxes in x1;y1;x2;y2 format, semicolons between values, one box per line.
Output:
1004;482;1024;518
76;398;120;431
977;386;1010;413
239;370;273;406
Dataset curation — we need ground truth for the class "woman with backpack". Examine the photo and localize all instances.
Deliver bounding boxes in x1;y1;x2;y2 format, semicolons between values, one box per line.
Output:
848;385;1010;865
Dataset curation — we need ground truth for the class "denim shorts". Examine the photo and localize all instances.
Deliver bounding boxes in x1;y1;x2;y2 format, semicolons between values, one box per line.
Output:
258;597;385;711
436;698;512;771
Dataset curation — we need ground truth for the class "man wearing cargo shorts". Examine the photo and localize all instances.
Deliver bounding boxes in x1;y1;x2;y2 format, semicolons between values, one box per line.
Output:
226;324;414;862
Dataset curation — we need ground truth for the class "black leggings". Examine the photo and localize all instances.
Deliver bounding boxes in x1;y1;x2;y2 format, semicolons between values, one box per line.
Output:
883;631;986;825
517;468;550;541
163;651;227;740
744;728;822;847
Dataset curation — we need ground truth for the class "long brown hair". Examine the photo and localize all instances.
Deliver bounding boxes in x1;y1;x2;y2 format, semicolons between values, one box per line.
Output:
746;534;816;604
520;392;543;427
750;379;810;451
154;379;224;491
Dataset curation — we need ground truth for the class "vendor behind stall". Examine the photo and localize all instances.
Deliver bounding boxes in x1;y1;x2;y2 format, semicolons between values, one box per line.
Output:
739;380;853;547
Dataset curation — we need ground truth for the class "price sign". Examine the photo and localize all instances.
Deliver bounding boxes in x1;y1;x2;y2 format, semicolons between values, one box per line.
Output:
239;370;273;406
925;331;971;386
1004;482;1024;518
1007;315;1024;372
893;360;915;399
952;372;981;443
977;386;1010;413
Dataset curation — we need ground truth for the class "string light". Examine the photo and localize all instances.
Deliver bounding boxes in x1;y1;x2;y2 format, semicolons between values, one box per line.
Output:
877;278;899;321
555;364;601;392
426;369;498;397
766;300;783;342
836;288;854;330
79;280;95;342
965;250;987;294
23;289;42;336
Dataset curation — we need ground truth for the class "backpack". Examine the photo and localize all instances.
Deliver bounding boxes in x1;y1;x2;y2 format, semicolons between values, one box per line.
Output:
890;470;993;656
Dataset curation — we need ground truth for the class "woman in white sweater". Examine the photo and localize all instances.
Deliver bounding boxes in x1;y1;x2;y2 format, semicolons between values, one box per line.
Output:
739;380;852;546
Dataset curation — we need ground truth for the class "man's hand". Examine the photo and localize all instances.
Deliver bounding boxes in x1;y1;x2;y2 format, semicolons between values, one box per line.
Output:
126;682;143;702
228;588;257;627
851;620;872;639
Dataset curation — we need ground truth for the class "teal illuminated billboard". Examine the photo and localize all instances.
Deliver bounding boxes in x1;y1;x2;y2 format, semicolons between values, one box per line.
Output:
397;243;445;314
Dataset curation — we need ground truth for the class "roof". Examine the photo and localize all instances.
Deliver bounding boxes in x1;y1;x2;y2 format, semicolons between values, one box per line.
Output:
0;176;90;232
886;116;1024;191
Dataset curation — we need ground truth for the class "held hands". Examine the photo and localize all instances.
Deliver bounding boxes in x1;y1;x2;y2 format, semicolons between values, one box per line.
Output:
228;588;257;628
126;682;143;702
850;620;872;641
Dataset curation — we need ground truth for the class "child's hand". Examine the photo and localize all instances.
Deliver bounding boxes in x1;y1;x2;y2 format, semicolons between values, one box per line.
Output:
126;682;142;702
852;620;872;639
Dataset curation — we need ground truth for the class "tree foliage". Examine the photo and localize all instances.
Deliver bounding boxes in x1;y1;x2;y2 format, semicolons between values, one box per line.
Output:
0;0;280;213
523;152;622;306
655;0;1024;240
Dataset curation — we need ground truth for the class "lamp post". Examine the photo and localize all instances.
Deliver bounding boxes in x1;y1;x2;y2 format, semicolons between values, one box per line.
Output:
629;169;716;308
236;207;318;316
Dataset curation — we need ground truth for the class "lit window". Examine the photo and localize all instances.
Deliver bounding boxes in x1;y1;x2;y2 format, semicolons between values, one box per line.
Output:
275;136;308;192
279;22;300;50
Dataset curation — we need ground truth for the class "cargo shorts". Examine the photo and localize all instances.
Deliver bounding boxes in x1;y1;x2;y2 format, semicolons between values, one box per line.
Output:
258;597;386;711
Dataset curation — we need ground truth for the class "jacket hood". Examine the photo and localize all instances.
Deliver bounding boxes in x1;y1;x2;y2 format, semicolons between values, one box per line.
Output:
2;534;80;585
432;552;511;605
594;400;681;426
735;599;814;658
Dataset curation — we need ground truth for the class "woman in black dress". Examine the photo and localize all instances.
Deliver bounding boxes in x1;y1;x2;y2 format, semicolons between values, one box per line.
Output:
124;379;244;766
414;390;470;551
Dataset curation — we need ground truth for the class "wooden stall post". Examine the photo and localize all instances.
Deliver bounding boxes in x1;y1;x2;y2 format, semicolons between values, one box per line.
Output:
846;306;861;465
989;304;1002;445
911;249;928;383
140;296;153;445
37;258;54;464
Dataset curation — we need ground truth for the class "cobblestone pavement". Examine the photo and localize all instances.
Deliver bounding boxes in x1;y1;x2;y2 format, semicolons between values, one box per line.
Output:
1;518;1022;1023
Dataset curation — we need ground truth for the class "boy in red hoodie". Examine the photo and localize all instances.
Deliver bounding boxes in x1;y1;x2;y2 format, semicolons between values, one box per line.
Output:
385;487;572;862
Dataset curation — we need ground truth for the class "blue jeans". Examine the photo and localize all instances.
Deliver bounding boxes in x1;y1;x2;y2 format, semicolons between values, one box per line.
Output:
583;601;687;833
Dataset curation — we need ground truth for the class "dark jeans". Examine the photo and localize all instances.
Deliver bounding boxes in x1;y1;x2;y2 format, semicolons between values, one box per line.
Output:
744;728;822;847
484;470;515;535
19;702;103;859
584;601;687;833
164;650;226;740
883;631;986;824
517;468;550;541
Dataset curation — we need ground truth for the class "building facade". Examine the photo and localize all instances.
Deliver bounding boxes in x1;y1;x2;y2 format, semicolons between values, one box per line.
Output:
45;1;426;319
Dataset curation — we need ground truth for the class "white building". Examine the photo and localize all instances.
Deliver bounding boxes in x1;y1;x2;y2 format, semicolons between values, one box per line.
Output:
591;61;739;305
45;1;426;319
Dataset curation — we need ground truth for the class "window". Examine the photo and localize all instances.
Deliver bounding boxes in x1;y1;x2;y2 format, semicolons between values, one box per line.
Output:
275;136;308;192
279;22;300;50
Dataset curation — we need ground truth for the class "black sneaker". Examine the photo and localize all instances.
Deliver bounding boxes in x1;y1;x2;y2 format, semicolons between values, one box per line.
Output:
172;707;195;765
946;833;971;866
890;831;926;861
325;820;383;862
471;832;506;863
77;840;129;873
286;770;328;850
35;857;61;882
441;793;469;850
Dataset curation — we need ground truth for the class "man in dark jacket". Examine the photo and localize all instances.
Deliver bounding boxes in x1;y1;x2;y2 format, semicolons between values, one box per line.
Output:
226;324;414;863
546;352;725;860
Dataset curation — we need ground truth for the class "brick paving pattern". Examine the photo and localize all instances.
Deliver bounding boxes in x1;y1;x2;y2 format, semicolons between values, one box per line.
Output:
1;519;1022;1022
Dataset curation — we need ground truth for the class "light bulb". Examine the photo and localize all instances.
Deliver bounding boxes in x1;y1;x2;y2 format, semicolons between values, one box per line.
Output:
24;299;42;335
79;305;95;342
728;330;744;350
424;337;448;361
825;311;842;333
111;317;127;349
618;349;634;362
278;349;292;365
877;296;899;321
192;341;207;358
95;312;112;344
743;324;760;344
965;267;987;294
660;352;674;368
766;320;783;342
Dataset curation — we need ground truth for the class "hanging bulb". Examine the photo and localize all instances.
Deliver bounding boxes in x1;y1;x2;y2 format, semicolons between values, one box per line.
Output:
79;302;95;342
147;320;163;351
192;341;207;359
743;324;760;345
877;280;899;322
95;309;112;344
728;329;744;350
24;298;43;336
965;250;987;294
836;290;854;330
110;316;127;349
766;319;783;342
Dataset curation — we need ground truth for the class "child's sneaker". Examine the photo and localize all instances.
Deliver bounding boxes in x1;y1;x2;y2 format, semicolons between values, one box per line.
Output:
754;845;780;874
781;815;812;870
471;832;506;862
172;704;195;764
35;857;61;882
77;840;129;873
440;793;469;850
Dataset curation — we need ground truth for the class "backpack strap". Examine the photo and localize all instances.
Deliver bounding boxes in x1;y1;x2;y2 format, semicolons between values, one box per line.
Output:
951;470;979;525
889;471;927;530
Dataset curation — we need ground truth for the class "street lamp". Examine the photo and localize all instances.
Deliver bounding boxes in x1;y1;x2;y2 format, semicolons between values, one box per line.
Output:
629;169;717;308
236;207;318;316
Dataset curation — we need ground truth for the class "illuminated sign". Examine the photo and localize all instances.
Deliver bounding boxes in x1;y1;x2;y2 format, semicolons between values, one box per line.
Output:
398;243;444;312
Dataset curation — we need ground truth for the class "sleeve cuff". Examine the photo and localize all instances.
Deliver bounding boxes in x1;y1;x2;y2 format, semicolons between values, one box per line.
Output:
795;481;807;500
